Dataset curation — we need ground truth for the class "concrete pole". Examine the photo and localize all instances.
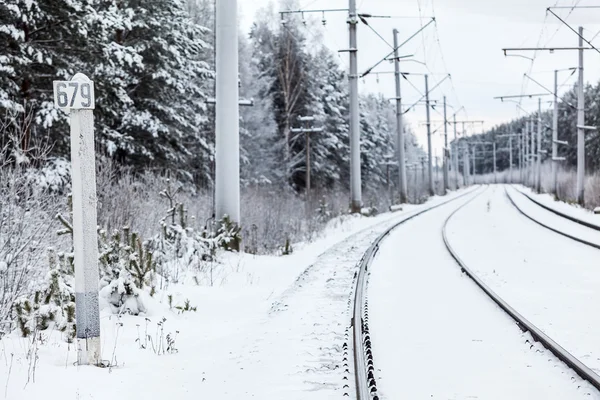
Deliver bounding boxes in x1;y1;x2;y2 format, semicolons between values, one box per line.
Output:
349;0;362;212
552;69;559;195
425;75;434;195
215;0;241;225
509;136;513;183
536;97;542;193
463;143;469;186
69;75;101;366
421;157;426;187
471;144;476;184
523;124;528;184
493;142;497;184
413;165;418;202
443;96;449;192
576;26;585;205
393;29;407;203
306;131;311;198
435;152;440;183
530;116;534;186
453;116;458;188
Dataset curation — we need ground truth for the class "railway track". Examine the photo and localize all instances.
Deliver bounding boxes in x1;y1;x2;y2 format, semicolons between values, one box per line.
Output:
512;187;600;230
352;184;600;399
443;186;600;394
504;186;600;250
351;186;482;400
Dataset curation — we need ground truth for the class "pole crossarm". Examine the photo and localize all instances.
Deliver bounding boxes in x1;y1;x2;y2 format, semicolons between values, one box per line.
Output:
546;8;600;55
503;47;594;54
496;133;522;138
290;127;324;134
425;118;480;124
523;73;577;109
403;74;450;114
548;5;600;9
360;18;435;78
280;8;348;15
493;93;550;100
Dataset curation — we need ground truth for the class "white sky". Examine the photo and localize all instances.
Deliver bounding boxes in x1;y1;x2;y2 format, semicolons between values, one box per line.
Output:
238;0;600;157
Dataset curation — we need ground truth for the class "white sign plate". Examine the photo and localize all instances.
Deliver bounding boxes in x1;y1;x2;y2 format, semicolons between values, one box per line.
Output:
53;79;95;110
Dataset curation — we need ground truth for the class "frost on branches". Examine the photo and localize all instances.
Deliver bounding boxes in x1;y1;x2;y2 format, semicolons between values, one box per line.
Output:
147;181;241;287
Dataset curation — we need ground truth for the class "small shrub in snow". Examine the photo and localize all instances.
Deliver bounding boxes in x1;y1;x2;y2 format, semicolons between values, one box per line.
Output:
98;227;156;315
148;181;214;283
13;248;76;342
213;215;242;252
280;237;293;256
315;197;333;222
174;299;197;314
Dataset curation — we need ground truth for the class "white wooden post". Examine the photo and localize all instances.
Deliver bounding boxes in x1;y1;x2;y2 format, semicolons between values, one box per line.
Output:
53;73;101;365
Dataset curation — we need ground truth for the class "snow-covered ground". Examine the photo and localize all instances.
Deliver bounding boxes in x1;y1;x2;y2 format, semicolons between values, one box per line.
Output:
368;186;598;399
0;189;474;400
506;185;600;245
447;185;600;377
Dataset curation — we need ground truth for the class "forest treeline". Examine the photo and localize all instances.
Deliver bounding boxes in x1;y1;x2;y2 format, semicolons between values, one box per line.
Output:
0;0;425;193
461;81;600;175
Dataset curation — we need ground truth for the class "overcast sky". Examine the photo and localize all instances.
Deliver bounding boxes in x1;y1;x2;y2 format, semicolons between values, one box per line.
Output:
238;0;600;157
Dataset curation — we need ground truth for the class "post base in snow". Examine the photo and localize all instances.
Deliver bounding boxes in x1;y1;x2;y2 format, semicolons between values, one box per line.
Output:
350;200;362;214
77;336;101;366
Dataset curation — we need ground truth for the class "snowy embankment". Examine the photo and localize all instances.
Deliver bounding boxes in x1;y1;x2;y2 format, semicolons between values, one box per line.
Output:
0;189;472;399
368;187;598;399
446;185;600;377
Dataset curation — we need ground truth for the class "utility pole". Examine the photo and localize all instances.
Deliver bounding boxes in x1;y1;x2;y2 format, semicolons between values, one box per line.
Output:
383;154;396;205
497;133;520;183
393;29;407;203
453;115;458;188
576;25;585;204
552;69;559;194
524;124;528;184
536;97;542;193
443;96;449;192
519;131;523;183
529;115;534;186
420;156;426;190
509;136;513;182
215;0;241;232
471;143;476;184
425;74;434;195
502;23;598;201
349;0;361;212
291;116;323;202
493;141;497;183
463;142;469;186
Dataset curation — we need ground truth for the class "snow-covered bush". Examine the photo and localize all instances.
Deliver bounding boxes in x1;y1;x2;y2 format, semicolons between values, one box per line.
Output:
147;181;243;284
13;248;76;342
98;227;156;315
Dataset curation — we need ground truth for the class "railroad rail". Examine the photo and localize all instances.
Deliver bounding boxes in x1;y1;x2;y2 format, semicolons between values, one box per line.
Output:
504;186;600;250
351;186;482;400
511;186;600;231
443;187;600;393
